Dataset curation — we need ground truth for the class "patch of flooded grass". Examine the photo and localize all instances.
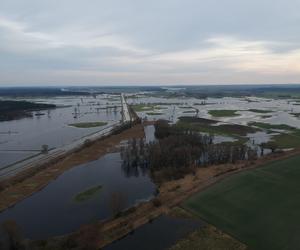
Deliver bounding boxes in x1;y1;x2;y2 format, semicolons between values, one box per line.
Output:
290;113;300;118
182;110;196;114
146;112;163;116
131;104;155;112
270;131;300;149
208;110;240;117
248;109;272;114
69;122;108;128
73;185;102;202
248;122;296;131
177;117;259;139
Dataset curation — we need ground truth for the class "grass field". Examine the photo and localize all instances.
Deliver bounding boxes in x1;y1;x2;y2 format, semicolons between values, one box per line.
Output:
184;155;300;250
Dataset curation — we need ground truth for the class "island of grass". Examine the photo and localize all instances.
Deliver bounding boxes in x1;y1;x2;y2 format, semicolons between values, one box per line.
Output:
69;121;107;128
131;104;155;112
0;100;56;121
74;185;102;202
175;116;259;147
248;122;300;149
248;109;272;114
183;154;300;250
260;115;272;119
269;130;300;149
146;112;163;116
182;110;196;113
177;116;259;137
208;110;240;117
291;113;300;118
180;106;194;109
248;122;296;131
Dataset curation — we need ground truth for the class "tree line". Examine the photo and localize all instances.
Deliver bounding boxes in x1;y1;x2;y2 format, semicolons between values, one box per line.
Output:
120;120;258;180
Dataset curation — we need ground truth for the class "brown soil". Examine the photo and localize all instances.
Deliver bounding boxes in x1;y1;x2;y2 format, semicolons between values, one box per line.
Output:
0;123;145;212
38;148;300;250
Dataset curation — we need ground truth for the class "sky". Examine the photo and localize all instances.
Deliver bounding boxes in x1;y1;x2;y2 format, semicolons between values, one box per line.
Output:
0;0;300;86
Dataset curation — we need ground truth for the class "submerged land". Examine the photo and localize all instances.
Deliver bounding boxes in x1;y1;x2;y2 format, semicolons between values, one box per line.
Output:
1;85;300;250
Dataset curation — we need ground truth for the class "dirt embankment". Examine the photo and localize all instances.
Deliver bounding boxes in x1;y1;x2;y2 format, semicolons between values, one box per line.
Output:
0;123;145;212
38;148;300;250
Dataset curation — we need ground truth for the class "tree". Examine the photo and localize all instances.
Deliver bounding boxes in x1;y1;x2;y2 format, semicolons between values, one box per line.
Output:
41;144;49;154
1;220;27;250
266;141;278;153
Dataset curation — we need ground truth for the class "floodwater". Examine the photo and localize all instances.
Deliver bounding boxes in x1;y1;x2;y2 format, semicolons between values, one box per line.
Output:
0;94;122;168
128;95;300;126
144;125;156;143
0;152;156;239
127;95;300;148
104;215;203;250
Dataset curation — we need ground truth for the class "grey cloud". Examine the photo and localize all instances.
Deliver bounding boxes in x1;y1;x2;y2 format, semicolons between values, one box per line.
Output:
0;0;300;85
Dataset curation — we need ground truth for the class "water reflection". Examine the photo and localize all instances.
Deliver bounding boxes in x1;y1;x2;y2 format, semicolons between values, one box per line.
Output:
104;215;203;250
0;94;122;167
0;152;156;239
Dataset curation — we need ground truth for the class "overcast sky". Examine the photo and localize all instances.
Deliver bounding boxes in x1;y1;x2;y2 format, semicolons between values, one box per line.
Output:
0;0;300;86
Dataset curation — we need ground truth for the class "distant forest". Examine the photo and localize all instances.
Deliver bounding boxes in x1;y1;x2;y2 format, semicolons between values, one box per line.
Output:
0;100;56;121
1;85;300;98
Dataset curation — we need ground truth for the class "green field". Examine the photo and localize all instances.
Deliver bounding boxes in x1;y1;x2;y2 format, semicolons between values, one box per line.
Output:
184;155;300;250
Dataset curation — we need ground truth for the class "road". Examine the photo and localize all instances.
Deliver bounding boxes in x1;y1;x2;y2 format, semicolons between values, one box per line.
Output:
0;94;132;180
121;93;131;122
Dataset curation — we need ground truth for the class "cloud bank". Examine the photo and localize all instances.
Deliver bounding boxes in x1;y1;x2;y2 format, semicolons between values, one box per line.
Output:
0;0;300;85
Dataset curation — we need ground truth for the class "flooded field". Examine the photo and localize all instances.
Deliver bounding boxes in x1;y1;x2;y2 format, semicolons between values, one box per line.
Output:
0;94;122;168
104;215;203;250
127;94;300;150
128;95;300;127
0;151;156;239
1;88;300;247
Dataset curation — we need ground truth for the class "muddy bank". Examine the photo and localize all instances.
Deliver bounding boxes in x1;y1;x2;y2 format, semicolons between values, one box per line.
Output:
33;148;300;249
0;123;145;212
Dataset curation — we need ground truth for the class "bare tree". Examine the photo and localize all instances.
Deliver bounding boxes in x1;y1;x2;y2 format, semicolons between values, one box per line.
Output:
1;220;27;250
41;144;49;154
